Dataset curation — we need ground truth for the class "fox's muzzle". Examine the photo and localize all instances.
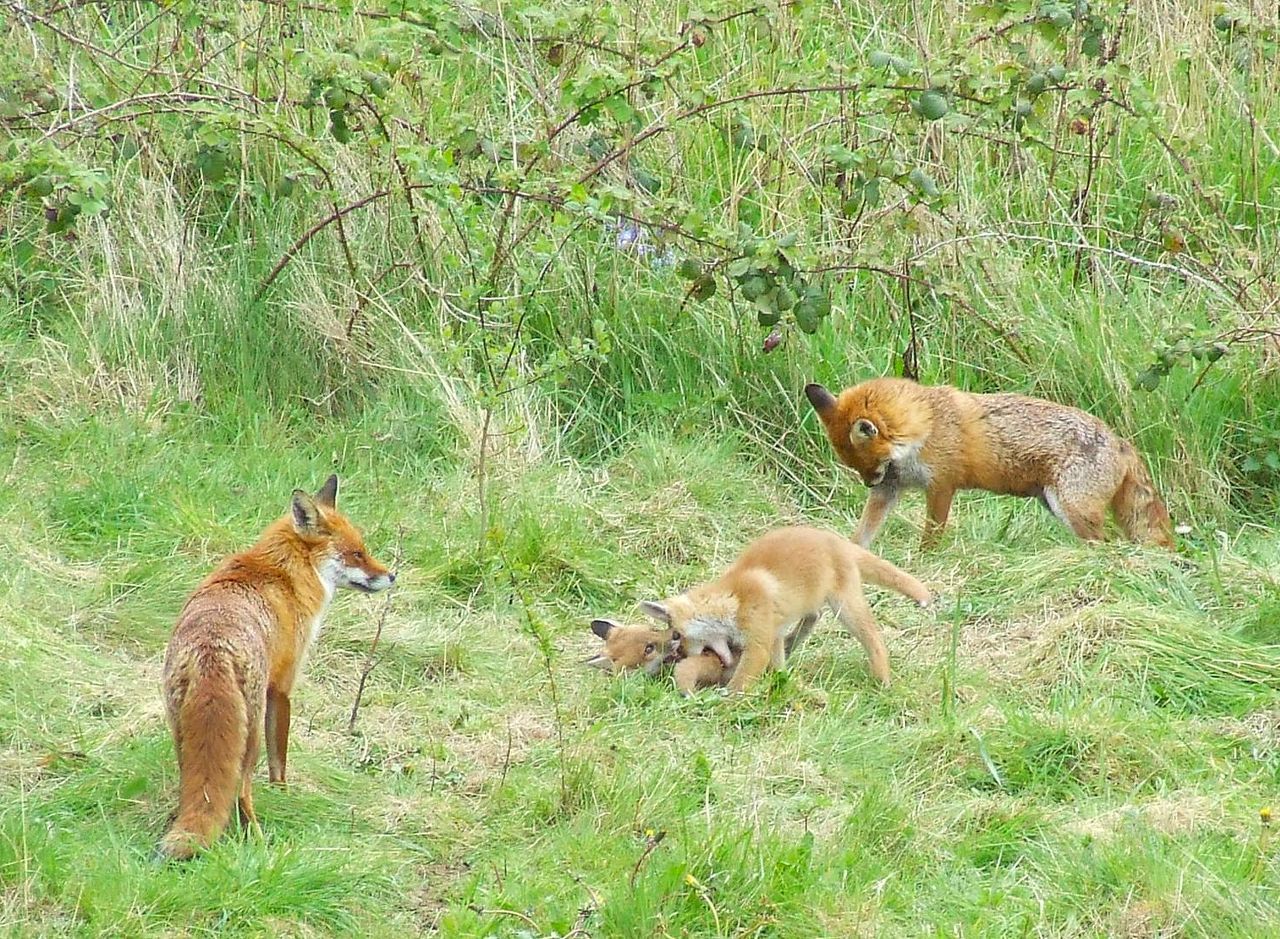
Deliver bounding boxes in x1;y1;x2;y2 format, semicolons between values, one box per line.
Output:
353;571;395;592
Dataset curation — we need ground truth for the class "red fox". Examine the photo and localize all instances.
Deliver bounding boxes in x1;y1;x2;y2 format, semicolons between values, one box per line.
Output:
805;378;1174;549
584;619;729;694
640;526;931;692
157;475;394;860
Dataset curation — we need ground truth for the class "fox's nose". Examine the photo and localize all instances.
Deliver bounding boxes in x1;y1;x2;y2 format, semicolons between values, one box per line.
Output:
387;571;397;585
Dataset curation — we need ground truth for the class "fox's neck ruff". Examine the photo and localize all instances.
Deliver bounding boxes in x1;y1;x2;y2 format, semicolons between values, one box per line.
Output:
249;518;333;613
686;613;743;641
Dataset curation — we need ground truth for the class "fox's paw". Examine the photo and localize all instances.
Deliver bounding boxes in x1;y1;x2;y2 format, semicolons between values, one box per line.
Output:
154;832;198;865
924;590;961;616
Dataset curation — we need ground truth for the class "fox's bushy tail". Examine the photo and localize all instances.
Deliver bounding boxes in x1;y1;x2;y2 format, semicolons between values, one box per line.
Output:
158;669;247;861
855;550;932;607
1111;450;1175;549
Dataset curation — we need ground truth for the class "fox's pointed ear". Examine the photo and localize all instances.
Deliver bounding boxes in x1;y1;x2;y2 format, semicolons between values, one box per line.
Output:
582;654;613;671
639;601;671;624
291;490;323;535
316;474;339;508
590;619;617;640
805;383;838;419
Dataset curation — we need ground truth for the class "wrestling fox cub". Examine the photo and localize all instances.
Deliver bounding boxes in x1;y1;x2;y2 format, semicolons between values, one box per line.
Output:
639;526;931;692
158;475;394;860
806;378;1174;550
585;619;727;694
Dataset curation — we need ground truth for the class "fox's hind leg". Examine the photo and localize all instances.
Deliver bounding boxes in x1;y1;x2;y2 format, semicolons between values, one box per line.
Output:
829;589;891;686
783;613;819;657
771;633;787;670
238;688;264;836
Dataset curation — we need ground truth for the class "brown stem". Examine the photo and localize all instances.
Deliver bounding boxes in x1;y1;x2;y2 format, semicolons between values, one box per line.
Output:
347;525;405;734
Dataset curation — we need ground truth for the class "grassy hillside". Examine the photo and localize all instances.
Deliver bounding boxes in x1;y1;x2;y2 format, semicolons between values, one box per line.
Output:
2;0;1279;935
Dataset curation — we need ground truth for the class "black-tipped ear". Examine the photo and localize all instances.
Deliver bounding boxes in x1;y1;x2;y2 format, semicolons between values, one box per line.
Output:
639;601;671;624
583;654;613;671
805;383;837;417
590;619;616;640
316;474;339;508
291;490;322;535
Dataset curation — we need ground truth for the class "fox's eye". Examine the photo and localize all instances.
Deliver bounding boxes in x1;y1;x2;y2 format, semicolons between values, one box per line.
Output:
644;643;655;655
352;550;365;561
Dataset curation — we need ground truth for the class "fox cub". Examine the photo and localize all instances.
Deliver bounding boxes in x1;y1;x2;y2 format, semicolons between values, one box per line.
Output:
585;619;728;694
639;526;931;692
158;476;394;860
806;378;1174;550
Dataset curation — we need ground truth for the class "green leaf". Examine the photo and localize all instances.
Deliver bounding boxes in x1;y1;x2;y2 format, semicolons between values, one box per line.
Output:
690;274;717;301
1081;27;1103;59
774;284;796;312
603;95;636;124
863;177;882;208
633;167;662;194
12;238;35;267
730;119;756;150
794;303;820;333
908;166;940;198
915;90;949;120
1134;369;1161;392
676;257;702;280
740;275;770;301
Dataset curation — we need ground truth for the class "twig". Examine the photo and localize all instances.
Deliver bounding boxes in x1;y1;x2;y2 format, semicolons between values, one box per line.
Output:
629;829;667;887
253;187;393;301
347;524;405;734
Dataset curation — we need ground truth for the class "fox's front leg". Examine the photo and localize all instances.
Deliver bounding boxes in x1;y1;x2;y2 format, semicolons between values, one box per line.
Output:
854;487;900;548
921;485;955;548
727;635;774;693
265;688;291;785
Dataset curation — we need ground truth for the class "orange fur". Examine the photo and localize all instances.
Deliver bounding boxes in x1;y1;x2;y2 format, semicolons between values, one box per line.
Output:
584;620;729;693
672;652;731;694
158;476;393;860
641;526;931;693
806;378;1174;549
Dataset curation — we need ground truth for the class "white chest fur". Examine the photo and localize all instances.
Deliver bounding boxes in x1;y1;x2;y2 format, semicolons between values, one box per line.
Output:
684;615;746;650
889;441;932;489
300;559;340;664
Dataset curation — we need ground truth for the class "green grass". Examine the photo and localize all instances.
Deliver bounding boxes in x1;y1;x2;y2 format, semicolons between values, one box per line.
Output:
2;423;1278;936
2;0;1280;934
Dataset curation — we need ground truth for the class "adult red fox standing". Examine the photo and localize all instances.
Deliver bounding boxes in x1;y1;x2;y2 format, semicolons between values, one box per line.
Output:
805;378;1174;549
157;475;394;860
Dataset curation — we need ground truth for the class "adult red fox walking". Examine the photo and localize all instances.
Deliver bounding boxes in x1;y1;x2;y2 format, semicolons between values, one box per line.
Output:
806;378;1174;550
158;475;394;860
